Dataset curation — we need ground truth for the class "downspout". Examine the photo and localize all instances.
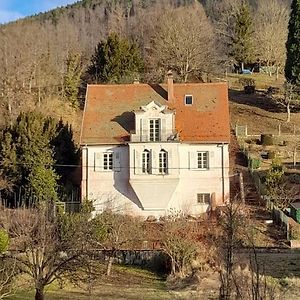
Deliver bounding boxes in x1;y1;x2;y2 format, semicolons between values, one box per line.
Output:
221;144;225;203
218;143;225;203
82;146;88;199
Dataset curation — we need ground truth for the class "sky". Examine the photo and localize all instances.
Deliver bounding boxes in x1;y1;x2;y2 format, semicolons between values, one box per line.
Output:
0;0;77;24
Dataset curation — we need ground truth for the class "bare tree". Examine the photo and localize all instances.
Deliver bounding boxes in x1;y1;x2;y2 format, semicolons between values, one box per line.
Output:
0;206;90;300
159;212;212;278
148;3;216;82
269;82;298;123
91;210;143;276
254;0;289;78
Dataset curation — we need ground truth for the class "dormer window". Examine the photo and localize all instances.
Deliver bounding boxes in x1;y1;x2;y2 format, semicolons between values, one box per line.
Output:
149;119;160;141
185;95;193;105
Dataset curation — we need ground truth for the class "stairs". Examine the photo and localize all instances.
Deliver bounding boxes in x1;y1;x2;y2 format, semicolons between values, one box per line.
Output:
230;130;262;206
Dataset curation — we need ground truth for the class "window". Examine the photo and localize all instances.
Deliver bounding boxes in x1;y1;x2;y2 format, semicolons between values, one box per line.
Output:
197;151;208;169
159;149;168;174
103;153;113;170
185;95;193;105
197;193;210;205
149;119;160;141
142;150;151;174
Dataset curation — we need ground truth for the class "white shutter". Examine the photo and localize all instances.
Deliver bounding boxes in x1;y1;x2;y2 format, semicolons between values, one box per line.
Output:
208;151;213;169
152;150;158;174
168;149;172;174
94;152;102;172
189;151;196;170
114;152;121;172
161;118;166;141
141;119;148;142
134;149;141;174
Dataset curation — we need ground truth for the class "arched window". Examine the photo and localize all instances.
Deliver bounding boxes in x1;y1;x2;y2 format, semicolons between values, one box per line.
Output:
142;150;151;174
159;149;168;174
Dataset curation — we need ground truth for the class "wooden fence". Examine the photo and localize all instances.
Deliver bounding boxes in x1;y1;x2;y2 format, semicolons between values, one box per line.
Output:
235;123;299;138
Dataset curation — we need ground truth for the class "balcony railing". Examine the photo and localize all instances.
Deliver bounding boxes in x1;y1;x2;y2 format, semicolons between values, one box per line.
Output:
130;132;179;142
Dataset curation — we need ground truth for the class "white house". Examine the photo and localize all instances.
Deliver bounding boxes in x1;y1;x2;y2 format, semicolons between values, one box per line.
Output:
80;74;230;217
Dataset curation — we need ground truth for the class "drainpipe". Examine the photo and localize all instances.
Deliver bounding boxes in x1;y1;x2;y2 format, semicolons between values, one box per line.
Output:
218;143;225;203
82;146;88;199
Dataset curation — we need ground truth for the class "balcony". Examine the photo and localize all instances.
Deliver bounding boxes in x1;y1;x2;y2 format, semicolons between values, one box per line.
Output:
130;131;179;142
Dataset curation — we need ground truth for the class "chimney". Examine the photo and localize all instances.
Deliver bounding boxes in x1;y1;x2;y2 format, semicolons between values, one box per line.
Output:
167;70;174;102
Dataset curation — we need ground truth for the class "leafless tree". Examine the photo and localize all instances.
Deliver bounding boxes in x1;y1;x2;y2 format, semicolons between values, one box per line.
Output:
90;210;143;276
254;0;289;78
148;3;217;82
0;206;90;300
269;82;298;123
159;212;213;278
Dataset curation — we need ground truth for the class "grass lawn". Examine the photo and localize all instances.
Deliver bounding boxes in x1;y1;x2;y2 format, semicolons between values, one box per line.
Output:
225;72;284;90
7;265;174;300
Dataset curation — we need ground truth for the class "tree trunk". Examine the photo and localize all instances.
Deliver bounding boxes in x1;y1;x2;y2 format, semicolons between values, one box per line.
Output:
106;252;114;276
276;66;279;80
287;103;291;123
35;287;44;300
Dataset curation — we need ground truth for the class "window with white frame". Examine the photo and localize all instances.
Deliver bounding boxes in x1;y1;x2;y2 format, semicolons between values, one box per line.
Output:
197;193;210;205
185;95;193;105
142;150;151;174
149;119;160;141
103;153;113;170
159;149;168;174
197;151;209;169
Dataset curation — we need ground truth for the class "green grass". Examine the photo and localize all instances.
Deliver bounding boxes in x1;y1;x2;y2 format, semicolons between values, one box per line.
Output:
225;72;284;90
7;265;173;300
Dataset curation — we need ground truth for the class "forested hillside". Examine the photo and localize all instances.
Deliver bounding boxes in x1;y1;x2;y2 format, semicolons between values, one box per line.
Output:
0;0;291;127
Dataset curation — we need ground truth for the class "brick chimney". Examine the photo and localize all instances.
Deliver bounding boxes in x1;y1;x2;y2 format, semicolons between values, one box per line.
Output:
167;70;174;102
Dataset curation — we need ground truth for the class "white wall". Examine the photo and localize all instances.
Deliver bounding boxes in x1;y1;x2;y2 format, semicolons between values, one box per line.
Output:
81;143;229;218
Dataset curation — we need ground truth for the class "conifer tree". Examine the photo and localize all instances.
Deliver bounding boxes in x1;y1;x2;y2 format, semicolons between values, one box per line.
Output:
0;112;58;204
87;33;144;83
63;52;82;108
285;0;300;85
229;1;254;70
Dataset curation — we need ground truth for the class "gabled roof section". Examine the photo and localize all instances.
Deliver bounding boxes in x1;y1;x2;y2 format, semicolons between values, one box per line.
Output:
80;82;230;145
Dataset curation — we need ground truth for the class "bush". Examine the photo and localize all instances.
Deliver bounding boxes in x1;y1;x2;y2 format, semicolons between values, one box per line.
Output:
290;224;300;240
0;229;9;253
238;77;255;87
261;134;275;146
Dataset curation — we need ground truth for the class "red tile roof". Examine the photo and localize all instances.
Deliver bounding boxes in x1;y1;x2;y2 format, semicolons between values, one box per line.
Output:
80;82;230;145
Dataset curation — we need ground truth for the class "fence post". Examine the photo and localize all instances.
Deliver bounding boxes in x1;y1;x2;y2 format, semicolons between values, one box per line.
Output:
294;124;296;135
245;125;248;136
278;124;281;136
239;172;245;204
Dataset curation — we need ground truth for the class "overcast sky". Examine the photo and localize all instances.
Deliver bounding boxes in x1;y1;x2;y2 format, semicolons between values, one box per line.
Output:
0;0;77;24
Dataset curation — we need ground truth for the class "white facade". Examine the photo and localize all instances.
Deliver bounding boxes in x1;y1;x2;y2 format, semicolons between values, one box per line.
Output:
81;101;230;218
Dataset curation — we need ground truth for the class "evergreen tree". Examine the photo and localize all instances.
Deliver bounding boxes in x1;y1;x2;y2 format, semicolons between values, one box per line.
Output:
87;33;144;83
229;1;254;70
0;112;58;204
63;52;83;108
285;0;300;85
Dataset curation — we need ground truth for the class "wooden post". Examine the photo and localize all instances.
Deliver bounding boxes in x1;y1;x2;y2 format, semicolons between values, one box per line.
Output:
239;172;245;204
245;125;248;136
278;124;281;136
294;124;296;135
293;147;297;166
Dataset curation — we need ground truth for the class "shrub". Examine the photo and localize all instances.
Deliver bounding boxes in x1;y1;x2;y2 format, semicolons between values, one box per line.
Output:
238;77;255;87
290;224;300;240
0;229;9;253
